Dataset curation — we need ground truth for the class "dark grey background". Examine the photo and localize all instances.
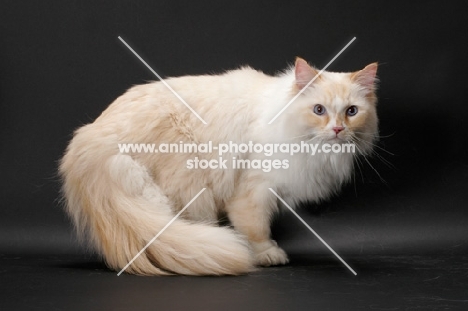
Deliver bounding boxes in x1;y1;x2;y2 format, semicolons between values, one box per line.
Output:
1;0;466;255
1;1;467;310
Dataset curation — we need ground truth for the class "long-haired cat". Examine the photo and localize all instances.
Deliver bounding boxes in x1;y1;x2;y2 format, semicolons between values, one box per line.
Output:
59;58;378;275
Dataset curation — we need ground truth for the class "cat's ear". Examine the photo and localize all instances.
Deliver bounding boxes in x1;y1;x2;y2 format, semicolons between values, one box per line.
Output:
295;57;320;89
352;62;378;93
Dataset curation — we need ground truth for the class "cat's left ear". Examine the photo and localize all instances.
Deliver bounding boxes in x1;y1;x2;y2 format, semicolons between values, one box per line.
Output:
295;57;320;89
352;63;378;93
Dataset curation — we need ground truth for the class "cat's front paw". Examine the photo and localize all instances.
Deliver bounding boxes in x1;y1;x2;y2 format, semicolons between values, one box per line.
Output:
252;240;289;267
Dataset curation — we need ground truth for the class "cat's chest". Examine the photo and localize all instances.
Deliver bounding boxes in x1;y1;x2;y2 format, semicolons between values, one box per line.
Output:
274;152;354;201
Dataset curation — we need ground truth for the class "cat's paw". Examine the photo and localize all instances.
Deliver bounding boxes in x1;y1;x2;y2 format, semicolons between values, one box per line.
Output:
252;240;289;267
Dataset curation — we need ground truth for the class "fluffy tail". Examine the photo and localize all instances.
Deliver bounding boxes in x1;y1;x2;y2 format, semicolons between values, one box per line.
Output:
59;129;254;275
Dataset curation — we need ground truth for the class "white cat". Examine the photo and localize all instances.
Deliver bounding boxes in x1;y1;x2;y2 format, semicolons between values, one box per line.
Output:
59;58;378;275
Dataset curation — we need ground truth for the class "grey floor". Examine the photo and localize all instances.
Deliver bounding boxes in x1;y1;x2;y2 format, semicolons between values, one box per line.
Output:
2;253;467;310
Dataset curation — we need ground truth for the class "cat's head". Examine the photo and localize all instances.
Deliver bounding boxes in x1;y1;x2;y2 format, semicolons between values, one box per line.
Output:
286;57;379;155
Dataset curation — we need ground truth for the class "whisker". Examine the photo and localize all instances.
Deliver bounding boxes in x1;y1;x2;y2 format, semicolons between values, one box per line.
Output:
352;134;394;156
352;131;396;139
284;133;313;141
354;141;388;184
363;155;387;184
371;152;396;169
352;151;365;184
349;135;390;185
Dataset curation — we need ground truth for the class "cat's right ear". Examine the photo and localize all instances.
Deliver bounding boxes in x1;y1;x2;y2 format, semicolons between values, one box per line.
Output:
295;57;320;89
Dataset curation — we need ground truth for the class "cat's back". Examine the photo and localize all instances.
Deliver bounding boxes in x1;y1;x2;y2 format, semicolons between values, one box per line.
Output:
106;66;269;108
94;67;274;137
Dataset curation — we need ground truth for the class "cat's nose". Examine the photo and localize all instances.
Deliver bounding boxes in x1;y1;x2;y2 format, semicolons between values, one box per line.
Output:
333;126;345;134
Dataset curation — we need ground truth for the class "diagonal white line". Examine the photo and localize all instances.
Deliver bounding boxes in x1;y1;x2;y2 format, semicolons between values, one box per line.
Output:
117;188;206;276
268;37;356;124
118;36;208;125
268;188;357;276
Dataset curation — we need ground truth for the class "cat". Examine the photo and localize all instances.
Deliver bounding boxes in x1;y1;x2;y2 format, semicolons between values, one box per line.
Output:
59;57;378;275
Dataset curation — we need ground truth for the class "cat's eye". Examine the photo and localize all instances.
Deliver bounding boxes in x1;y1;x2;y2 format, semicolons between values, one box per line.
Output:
313;104;326;115
346;106;358;116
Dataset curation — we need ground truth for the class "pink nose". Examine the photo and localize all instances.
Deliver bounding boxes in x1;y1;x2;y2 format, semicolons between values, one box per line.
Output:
333;126;345;134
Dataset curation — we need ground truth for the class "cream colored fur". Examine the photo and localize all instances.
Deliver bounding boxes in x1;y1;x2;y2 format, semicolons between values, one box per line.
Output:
60;58;378;275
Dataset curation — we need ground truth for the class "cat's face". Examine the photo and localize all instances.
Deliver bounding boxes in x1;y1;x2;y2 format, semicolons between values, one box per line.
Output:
291;59;378;155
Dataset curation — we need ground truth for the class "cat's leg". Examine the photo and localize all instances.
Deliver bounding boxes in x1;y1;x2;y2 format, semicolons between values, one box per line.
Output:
175;186;219;223
225;181;288;267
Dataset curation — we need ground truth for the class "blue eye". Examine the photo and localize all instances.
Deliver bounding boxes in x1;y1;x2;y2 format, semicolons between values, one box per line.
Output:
346;106;358;116
313;104;326;115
